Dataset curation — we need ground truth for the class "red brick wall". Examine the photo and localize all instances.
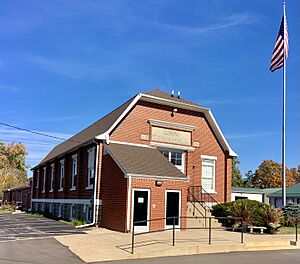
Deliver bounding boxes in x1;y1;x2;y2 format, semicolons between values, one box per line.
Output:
131;178;188;231
110;100;231;203
32;144;95;201
100;153;128;232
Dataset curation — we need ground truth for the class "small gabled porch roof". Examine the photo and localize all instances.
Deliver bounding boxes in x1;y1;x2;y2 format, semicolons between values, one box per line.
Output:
104;142;188;181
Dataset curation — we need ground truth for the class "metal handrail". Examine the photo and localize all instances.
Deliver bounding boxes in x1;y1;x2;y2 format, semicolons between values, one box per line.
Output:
131;215;244;254
187;188;206;218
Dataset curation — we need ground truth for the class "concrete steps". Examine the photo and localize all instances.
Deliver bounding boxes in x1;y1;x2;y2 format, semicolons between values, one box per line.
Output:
186;202;223;229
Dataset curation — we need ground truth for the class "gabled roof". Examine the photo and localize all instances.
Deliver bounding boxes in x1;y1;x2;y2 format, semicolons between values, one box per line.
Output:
35;89;237;168
4;183;30;192
105;143;187;180
38;97;135;165
268;183;300;197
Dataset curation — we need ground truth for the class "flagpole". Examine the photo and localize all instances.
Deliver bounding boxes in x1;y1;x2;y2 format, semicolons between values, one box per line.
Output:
282;1;287;207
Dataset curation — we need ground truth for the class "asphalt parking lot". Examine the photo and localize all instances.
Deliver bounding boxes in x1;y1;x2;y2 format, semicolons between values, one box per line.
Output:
0;213;86;242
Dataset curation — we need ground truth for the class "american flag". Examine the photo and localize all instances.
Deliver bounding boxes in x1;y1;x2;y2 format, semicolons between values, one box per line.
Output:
270;14;289;72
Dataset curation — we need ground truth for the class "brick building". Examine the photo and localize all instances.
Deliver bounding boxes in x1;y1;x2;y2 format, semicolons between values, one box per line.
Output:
3;179;32;211
31;90;236;232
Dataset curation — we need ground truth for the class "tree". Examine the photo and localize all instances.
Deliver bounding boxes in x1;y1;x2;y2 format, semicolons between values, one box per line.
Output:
232;157;244;187
244;170;255;187
290;165;300;183
251;160;296;188
0;142;28;200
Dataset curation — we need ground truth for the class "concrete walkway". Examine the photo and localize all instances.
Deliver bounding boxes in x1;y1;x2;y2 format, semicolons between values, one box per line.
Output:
55;228;299;263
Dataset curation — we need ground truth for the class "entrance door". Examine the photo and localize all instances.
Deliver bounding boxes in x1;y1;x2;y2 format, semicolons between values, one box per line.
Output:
133;190;149;232
165;190;181;228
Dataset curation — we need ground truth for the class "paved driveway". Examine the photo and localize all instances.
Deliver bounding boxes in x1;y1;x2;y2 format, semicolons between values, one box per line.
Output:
0;213;86;242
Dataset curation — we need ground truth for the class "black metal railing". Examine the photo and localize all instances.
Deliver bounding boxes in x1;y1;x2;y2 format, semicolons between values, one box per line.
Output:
188;186;219;207
131;216;244;254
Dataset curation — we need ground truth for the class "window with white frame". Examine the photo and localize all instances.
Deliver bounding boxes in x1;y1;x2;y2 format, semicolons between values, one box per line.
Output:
71;154;77;190
201;156;217;193
59;160;64;191
86;205;92;223
35;170;39;188
87;147;95;188
42;167;46;192
160;150;184;172
58;204;63;218
50;163;54;192
70;204;76;220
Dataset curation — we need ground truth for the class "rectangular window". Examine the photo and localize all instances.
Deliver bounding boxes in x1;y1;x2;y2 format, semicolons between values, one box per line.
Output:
59;160;64;191
160;150;184;172
36;170;39;188
50;164;54;192
71;154;77;190
87;147;95;188
58;204;63;218
201;157;216;193
70;204;76;220
42;167;46;192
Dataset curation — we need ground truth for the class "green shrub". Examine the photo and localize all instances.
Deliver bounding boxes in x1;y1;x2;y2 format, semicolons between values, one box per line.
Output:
71;218;87;227
281;202;300;227
2;204;16;211
212;199;281;233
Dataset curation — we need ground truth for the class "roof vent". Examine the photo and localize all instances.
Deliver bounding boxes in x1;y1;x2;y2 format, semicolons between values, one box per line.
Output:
177;91;181;98
171;90;175;97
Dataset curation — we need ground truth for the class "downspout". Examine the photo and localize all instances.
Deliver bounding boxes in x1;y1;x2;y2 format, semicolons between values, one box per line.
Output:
126;174;132;232
76;142;100;228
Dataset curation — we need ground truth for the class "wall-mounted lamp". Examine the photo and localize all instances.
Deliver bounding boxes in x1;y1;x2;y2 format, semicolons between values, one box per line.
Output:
155;180;163;187
171;108;178;117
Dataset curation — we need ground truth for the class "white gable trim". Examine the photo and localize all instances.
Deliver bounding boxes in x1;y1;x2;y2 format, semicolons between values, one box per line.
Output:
96;94;142;141
204;110;237;157
96;93;237;157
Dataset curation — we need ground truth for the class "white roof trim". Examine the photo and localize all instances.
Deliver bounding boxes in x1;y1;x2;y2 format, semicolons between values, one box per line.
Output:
140;93;209;111
204;110;237;157
126;173;188;182
96;93;142;141
96;92;237;157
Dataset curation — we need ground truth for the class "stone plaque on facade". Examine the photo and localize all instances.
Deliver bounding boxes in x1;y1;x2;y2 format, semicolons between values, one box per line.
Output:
192;141;200;147
151;127;191;146
140;134;149;141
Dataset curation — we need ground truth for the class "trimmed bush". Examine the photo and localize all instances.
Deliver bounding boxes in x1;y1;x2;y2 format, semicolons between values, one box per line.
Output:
212;199;281;233
71;218;87;227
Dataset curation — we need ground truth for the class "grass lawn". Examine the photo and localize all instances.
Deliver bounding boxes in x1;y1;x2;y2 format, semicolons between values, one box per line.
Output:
277;226;299;234
0;209;13;214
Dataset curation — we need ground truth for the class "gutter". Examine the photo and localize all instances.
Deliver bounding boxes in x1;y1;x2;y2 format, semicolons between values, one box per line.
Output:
76;142;100;228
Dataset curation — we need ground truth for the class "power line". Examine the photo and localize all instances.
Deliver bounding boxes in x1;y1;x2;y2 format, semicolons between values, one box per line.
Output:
0;122;80;143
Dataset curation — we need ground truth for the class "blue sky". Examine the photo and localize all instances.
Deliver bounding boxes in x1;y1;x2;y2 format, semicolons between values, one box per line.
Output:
1;0;299;176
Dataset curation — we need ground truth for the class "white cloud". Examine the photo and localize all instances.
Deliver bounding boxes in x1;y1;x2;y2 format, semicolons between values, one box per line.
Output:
153;13;258;35
226;132;278;141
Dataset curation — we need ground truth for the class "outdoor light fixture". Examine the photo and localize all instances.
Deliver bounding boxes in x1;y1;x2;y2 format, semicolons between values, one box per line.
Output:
155;180;162;187
171;108;178;117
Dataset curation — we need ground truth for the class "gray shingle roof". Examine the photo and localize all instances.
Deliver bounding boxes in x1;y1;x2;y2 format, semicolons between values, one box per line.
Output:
35;89;207;167
38;97;135;165
105;143;187;179
143;89;204;109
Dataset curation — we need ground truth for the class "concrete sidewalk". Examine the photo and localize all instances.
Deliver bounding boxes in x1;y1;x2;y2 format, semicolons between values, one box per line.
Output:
55;228;299;263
